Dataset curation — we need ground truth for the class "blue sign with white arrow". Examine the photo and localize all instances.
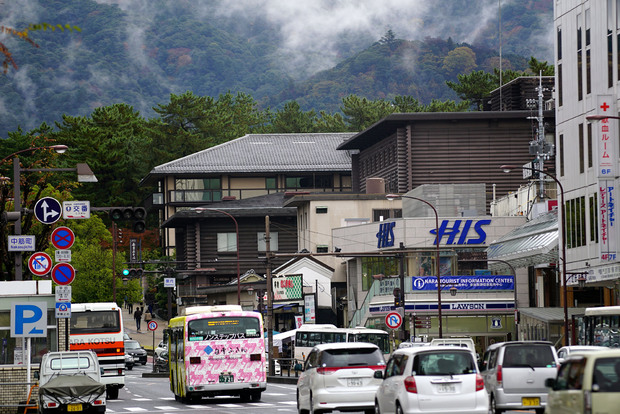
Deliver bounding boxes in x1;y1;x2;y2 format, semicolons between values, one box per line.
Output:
34;197;62;224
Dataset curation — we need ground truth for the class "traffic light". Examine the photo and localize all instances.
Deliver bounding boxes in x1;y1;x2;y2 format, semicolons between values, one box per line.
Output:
393;287;402;308
123;268;143;278
109;207;147;233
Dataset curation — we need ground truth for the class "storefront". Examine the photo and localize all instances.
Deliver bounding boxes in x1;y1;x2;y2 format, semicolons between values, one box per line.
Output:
333;215;526;353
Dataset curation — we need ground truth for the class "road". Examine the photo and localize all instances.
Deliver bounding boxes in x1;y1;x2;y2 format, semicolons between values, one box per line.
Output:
112;363;542;414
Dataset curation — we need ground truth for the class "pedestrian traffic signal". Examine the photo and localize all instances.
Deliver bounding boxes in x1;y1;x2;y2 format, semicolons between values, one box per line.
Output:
109;207;147;233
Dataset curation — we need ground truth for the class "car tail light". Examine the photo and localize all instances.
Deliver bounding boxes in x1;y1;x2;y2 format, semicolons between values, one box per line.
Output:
93;399;104;406
118;368;123;375
496;365;502;385
46;402;58;408
475;373;485;391
317;367;339;375
404;376;417;393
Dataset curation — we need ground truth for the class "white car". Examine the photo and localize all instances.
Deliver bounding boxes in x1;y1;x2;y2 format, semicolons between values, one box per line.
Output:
297;342;385;414
556;345;608;365
375;345;488;414
154;340;167;358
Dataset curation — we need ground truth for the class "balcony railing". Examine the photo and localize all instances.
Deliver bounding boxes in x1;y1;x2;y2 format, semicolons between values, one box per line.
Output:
168;186;352;204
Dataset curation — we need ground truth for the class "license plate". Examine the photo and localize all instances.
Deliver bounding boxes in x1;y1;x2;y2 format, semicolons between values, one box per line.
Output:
347;378;363;387
134;357;140;361
219;374;234;383
437;384;456;393
67;404;82;412
522;397;540;406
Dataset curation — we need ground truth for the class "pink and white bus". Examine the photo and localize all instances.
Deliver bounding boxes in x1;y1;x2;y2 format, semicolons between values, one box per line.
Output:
166;305;266;403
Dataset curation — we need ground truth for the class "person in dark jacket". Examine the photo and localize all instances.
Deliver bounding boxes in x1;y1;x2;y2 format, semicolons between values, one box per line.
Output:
134;307;143;331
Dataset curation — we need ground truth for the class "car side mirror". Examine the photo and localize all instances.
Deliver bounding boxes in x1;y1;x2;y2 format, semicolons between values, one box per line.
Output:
373;370;384;379
544;378;556;389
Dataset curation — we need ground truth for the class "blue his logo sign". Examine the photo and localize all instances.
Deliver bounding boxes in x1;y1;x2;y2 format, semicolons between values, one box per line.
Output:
376;222;396;248
431;219;492;245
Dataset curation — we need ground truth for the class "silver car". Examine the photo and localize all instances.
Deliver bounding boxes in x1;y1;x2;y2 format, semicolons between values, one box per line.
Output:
480;341;558;414
296;342;385;414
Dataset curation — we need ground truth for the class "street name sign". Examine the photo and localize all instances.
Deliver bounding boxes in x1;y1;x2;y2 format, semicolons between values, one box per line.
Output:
8;235;35;251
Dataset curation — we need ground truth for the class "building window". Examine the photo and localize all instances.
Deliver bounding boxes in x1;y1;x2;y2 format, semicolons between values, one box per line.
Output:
373;209;402;222
609;0;614;87
557;25;562;61
559;134;565;177
285;175;334;190
590;194;599;243
265;177;277;189
579;123;585;173
558;64;563;107
586;9;591;94
588;122;593;168
316;245;329;253
257;232;278;251
361;257;398;291
566;196;586;249
577;13;583;101
315;206;328;214
174;178;222;202
217;233;237;252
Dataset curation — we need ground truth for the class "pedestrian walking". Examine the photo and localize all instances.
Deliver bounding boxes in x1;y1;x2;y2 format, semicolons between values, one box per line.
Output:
134;307;143;331
129;302;133;314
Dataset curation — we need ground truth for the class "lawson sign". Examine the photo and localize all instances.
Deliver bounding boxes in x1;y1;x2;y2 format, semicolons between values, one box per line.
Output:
412;275;514;291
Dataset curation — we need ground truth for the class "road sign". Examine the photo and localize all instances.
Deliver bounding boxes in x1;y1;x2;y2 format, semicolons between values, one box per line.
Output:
10;302;47;338
8;235;36;251
55;302;71;319
63;201;90;219
385;311;403;330
51;226;75;250
164;277;175;288
55;286;71;302
55;250;71;262
34;197;62;224
28;252;53;276
147;320;158;331
51;263;76;286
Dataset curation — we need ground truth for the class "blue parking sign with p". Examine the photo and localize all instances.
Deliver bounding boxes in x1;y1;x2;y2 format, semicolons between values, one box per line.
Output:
11;302;47;337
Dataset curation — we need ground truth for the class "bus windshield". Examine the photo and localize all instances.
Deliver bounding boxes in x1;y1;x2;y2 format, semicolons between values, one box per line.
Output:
70;311;120;334
349;332;390;354
188;316;261;341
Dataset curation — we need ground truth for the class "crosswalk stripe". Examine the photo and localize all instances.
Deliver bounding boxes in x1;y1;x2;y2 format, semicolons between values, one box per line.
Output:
123;408;148;412
153;406;179;410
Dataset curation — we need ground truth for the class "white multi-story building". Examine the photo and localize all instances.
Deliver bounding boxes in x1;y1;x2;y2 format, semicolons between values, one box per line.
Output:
554;0;619;304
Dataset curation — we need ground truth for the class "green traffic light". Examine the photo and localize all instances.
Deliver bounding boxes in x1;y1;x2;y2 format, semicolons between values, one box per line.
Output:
123;269;129;276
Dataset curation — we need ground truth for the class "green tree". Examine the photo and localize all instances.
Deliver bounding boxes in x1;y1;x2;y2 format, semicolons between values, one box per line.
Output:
52;103;155;207
341;95;394;131
267;101;317;133
527;56;554;76
446;70;496;110
442;46;477;77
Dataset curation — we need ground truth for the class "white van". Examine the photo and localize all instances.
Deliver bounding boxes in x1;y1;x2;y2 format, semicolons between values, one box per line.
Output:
430;337;476;351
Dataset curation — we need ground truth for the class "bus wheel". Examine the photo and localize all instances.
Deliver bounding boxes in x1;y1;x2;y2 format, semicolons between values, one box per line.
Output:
250;391;261;401
107;387;119;400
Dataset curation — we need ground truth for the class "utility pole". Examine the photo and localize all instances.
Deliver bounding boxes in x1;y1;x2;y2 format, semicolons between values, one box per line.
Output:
265;216;274;376
399;242;406;341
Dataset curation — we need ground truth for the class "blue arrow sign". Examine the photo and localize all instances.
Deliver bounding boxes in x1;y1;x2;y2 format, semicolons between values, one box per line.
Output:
34;197;62;224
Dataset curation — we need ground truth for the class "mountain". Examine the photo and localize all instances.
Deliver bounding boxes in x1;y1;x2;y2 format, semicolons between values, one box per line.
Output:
0;0;553;138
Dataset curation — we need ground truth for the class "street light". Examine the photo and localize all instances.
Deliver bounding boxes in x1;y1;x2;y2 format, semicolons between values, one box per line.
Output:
193;207;241;305
386;193;443;338
500;164;569;345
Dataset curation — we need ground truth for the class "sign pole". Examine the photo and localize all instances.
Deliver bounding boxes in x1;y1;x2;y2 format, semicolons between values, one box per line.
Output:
152;329;155;373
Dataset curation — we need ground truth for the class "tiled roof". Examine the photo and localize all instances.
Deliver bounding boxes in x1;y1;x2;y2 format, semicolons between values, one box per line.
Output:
146;133;355;176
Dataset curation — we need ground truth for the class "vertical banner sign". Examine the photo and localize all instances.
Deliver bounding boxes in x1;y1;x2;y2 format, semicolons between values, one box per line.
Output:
596;95;618;261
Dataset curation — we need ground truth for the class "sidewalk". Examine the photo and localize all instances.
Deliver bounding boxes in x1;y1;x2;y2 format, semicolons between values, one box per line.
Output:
122;304;165;352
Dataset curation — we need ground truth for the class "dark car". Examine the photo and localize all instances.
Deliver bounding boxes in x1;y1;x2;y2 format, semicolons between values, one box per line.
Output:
124;352;135;370
125;340;147;365
155;351;168;373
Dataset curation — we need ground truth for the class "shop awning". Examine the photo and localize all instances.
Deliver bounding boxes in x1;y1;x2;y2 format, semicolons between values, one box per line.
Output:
486;209;558;270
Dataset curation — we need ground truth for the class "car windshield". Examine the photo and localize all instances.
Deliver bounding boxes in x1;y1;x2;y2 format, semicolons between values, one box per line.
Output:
319;347;385;367
503;344;556;368
413;351;476;375
125;341;140;350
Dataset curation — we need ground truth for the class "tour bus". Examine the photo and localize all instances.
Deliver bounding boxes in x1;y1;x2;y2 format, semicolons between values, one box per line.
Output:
581;305;620;347
293;324;390;363
166;305;266;403
69;302;125;399
345;327;391;356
